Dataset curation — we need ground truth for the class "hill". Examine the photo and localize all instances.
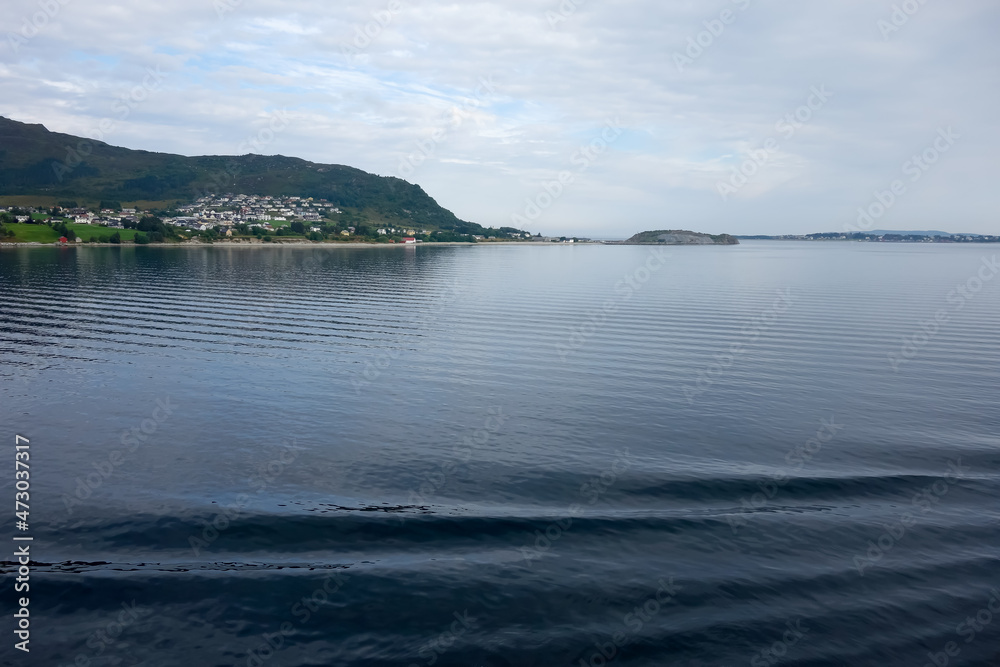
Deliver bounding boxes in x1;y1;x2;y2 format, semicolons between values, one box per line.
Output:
0;116;493;234
619;230;739;245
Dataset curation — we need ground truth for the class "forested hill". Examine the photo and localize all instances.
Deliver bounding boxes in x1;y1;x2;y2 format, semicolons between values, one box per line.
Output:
0;116;486;233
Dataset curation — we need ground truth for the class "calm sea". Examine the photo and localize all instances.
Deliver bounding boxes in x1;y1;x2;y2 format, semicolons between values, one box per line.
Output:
1;242;999;667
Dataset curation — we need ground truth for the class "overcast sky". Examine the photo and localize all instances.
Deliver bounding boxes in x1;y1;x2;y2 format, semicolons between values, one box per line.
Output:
2;0;998;236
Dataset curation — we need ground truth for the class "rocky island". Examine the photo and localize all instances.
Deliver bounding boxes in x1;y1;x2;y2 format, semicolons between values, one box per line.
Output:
617;230;740;245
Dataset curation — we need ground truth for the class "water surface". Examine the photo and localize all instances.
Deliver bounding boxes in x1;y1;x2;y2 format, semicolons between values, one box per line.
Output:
2;242;999;666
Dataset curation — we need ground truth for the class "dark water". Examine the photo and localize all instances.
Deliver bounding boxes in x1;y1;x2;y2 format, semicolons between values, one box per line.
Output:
1;242;999;667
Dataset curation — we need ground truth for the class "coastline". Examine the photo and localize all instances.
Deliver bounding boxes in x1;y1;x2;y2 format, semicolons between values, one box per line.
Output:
0;240;602;248
0;241;483;248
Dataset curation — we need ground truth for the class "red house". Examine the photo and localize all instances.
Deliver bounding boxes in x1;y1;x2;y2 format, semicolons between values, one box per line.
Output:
58;236;69;244
402;237;416;244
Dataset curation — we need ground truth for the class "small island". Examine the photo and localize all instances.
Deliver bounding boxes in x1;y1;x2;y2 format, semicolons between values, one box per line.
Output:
615;230;740;245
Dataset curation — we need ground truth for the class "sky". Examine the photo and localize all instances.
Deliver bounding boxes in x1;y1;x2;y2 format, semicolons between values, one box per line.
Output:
1;0;998;237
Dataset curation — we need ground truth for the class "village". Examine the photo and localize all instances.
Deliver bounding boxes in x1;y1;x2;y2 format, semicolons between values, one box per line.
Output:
0;192;539;245
0;194;437;238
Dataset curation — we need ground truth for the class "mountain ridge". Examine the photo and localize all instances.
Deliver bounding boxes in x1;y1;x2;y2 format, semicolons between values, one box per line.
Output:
0;115;495;234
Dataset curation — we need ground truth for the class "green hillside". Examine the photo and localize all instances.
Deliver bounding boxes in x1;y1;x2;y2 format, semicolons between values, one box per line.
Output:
0;116;489;234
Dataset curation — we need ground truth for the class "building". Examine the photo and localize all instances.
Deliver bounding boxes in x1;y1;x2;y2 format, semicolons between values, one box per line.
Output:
402;237;417;244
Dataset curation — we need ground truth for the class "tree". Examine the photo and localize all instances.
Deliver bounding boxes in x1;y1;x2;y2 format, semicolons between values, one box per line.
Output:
138;216;164;232
108;232;121;244
290;221;305;234
54;221;72;238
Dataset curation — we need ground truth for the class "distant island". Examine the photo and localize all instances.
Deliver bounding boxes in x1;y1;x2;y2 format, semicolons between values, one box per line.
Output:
738;231;999;243
614;230;739;245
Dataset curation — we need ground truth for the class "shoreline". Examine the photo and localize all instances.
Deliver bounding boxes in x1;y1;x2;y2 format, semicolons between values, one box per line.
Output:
1;241;485;248
0;240;604;248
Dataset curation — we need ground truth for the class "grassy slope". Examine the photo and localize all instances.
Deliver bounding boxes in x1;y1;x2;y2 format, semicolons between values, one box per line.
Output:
69;224;139;241
5;223;59;243
5;223;139;242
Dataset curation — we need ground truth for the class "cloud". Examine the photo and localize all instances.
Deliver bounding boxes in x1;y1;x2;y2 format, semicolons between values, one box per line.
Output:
1;0;997;235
